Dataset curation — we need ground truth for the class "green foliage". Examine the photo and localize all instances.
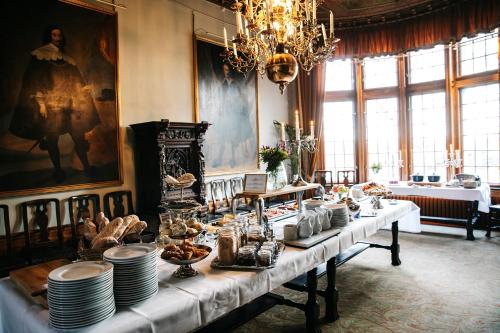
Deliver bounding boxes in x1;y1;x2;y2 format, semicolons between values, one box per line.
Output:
370;163;382;174
259;145;289;175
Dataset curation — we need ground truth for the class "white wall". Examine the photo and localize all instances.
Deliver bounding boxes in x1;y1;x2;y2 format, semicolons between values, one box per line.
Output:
1;0;291;232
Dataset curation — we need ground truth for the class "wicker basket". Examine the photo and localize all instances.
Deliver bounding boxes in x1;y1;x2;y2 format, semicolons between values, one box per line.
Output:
77;239;119;261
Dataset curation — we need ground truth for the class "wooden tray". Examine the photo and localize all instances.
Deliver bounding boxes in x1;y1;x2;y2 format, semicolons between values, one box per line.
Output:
9;259;71;308
211;242;285;271
284;228;342;249
407;181;444;187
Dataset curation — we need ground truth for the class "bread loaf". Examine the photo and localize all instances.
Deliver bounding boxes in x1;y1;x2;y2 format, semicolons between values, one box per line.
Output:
91;217;122;248
92;236;119;249
95;212;109;232
124;220;147;236
83;218;97;241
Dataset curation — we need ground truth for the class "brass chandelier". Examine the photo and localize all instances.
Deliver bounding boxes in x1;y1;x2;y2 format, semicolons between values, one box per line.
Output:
222;0;339;94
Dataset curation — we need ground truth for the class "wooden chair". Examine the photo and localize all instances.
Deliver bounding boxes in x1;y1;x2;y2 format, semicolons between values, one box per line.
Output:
314;170;334;191
486;204;500;237
104;191;134;219
210;180;231;215
67;194;100;244
21;198;69;265
229;177;253;213
0;205;14;276
337;170;356;186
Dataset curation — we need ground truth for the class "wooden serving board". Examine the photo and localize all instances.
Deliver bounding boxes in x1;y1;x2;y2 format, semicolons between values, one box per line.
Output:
9;259;70;308
406;181;444;187
284;228;342;249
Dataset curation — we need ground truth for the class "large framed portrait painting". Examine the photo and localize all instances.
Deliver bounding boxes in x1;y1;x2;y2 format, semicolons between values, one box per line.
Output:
0;0;121;197
194;37;259;175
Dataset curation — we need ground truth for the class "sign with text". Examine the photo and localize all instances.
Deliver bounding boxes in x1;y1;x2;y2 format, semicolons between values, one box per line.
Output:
243;174;268;194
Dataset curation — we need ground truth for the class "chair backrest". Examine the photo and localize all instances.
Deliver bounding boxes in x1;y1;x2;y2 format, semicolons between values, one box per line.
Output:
67;194;100;242
21;198;62;264
337;170;356;186
210;180;230;213
314;170;334;190
0;205;12;259
230;177;244;197
104;191;134;219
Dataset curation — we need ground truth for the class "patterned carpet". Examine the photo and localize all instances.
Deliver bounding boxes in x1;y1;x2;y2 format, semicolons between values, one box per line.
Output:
233;231;500;333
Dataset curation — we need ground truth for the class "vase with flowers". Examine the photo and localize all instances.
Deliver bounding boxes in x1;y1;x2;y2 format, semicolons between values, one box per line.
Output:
259;145;289;191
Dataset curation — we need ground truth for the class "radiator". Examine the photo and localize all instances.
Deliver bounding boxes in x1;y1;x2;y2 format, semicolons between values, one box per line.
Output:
386;195;469;219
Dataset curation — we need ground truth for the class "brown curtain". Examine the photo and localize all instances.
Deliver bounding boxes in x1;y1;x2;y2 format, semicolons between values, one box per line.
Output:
297;63;326;182
335;0;500;58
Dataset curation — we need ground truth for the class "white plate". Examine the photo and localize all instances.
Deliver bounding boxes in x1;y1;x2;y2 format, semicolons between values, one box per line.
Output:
50;306;115;328
48;261;113;282
103;244;157;261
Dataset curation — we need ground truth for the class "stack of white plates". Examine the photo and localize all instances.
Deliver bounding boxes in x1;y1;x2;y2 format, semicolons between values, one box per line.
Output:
325;204;350;227
103;243;158;306
48;261;115;329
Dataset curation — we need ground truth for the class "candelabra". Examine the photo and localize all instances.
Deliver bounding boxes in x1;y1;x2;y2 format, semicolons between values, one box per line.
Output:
444;152;462;181
281;135;318;186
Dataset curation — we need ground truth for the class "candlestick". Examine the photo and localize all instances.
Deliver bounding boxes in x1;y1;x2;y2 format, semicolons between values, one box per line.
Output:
233;42;238;58
330;11;334;37
295;110;300;140
281;122;286;141
312;0;316;22
321;24;327;46
310;120;314;139
236;10;242;34
223;27;228;49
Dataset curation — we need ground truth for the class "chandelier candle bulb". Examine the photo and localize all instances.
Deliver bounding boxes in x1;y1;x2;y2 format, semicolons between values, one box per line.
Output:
455;150;460;160
310;120;314;139
330;11;334;37
321;24;327;46
399;150;402;160
236;10;242;34
233;42;238;58
223;27;228;49
312;0;316;22
249;0;253;19
305;0;310;21
295;110;300;140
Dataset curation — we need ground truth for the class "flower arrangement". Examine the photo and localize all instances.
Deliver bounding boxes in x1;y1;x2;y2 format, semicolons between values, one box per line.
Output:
370;163;382;174
259;145;289;176
332;185;349;195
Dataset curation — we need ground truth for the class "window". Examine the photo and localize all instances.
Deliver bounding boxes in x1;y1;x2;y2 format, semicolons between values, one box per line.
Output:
459;29;499;76
323;101;356;176
408;45;445;84
363;56;398;89
366;98;400;180
460;83;500;183
325;59;353;91
410;92;447;178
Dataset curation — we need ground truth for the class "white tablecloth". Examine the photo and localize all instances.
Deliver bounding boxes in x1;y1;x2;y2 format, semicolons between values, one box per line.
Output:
0;200;415;333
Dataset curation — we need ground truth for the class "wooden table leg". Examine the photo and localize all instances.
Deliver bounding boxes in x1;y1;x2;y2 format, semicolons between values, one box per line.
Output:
324;257;339;322
466;200;478;241
305;267;321;333
391;221;401;266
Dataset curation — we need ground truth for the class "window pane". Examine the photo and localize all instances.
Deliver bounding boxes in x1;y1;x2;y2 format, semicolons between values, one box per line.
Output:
408;45;445;84
460;83;500;183
365;98;399;180
410;92;447;179
323;101;356;178
363;56;398;89
325;59;353;91
459;29;499;76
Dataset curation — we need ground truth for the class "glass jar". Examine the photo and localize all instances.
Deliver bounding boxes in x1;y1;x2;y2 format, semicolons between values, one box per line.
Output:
237;246;256;266
218;227;238;265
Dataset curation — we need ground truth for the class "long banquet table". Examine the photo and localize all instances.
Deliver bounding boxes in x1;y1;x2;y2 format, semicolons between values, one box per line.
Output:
0;200;417;333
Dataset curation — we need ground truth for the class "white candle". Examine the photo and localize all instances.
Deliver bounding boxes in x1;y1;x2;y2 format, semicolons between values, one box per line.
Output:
312;0;316;22
266;0;271;24
321;24;327;46
330;11;334;37
305;0;310;21
310;120;314;139
233;42;238;58
223;27;228;49
236;10;242;34
281;122;286;141
295;110;300;140
249;0;253;19
455;150;460;160
399;150;402;160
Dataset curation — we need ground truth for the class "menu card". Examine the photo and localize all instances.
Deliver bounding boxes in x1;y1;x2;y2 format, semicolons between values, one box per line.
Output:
244;174;268;194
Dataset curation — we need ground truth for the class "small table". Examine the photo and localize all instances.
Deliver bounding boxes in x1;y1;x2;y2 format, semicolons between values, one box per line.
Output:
232;183;323;226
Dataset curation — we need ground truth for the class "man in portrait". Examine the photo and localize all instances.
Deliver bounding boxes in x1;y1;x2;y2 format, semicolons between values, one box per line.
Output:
9;25;100;183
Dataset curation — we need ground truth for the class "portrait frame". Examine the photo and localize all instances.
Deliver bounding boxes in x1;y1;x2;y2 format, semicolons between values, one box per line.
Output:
0;0;123;198
193;35;260;176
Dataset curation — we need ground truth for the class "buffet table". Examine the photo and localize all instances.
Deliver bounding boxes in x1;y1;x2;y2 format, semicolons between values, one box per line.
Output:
0;200;416;333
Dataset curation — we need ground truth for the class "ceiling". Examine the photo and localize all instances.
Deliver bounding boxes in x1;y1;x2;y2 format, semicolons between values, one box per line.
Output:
209;0;457;30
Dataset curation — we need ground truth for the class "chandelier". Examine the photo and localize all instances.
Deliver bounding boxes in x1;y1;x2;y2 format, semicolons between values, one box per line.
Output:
222;0;339;94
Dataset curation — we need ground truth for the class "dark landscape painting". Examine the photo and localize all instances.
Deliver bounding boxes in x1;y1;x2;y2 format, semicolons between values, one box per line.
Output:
195;38;259;175
0;0;121;196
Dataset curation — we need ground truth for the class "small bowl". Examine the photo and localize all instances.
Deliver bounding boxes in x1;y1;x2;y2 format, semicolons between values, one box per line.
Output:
427;175;441;182
411;175;424;182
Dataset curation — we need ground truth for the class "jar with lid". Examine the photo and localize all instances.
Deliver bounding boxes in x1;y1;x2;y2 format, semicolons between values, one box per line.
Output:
218;227;238;265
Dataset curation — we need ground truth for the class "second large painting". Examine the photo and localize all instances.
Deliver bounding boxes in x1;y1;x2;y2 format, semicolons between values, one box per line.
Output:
194;38;259;175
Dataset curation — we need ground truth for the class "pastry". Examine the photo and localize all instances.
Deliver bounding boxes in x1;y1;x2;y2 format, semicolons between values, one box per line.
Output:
91;236;119;249
186;227;198;235
186;217;197;227
83;218;97;242
164;175;179;184
177;173;195;182
171;223;187;236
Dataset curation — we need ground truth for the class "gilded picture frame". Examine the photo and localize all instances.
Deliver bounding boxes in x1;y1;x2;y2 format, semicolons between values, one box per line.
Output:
0;0;122;197
193;35;260;176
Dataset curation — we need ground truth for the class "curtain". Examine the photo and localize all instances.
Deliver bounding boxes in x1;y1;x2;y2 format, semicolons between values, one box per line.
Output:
335;0;500;58
297;63;326;182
